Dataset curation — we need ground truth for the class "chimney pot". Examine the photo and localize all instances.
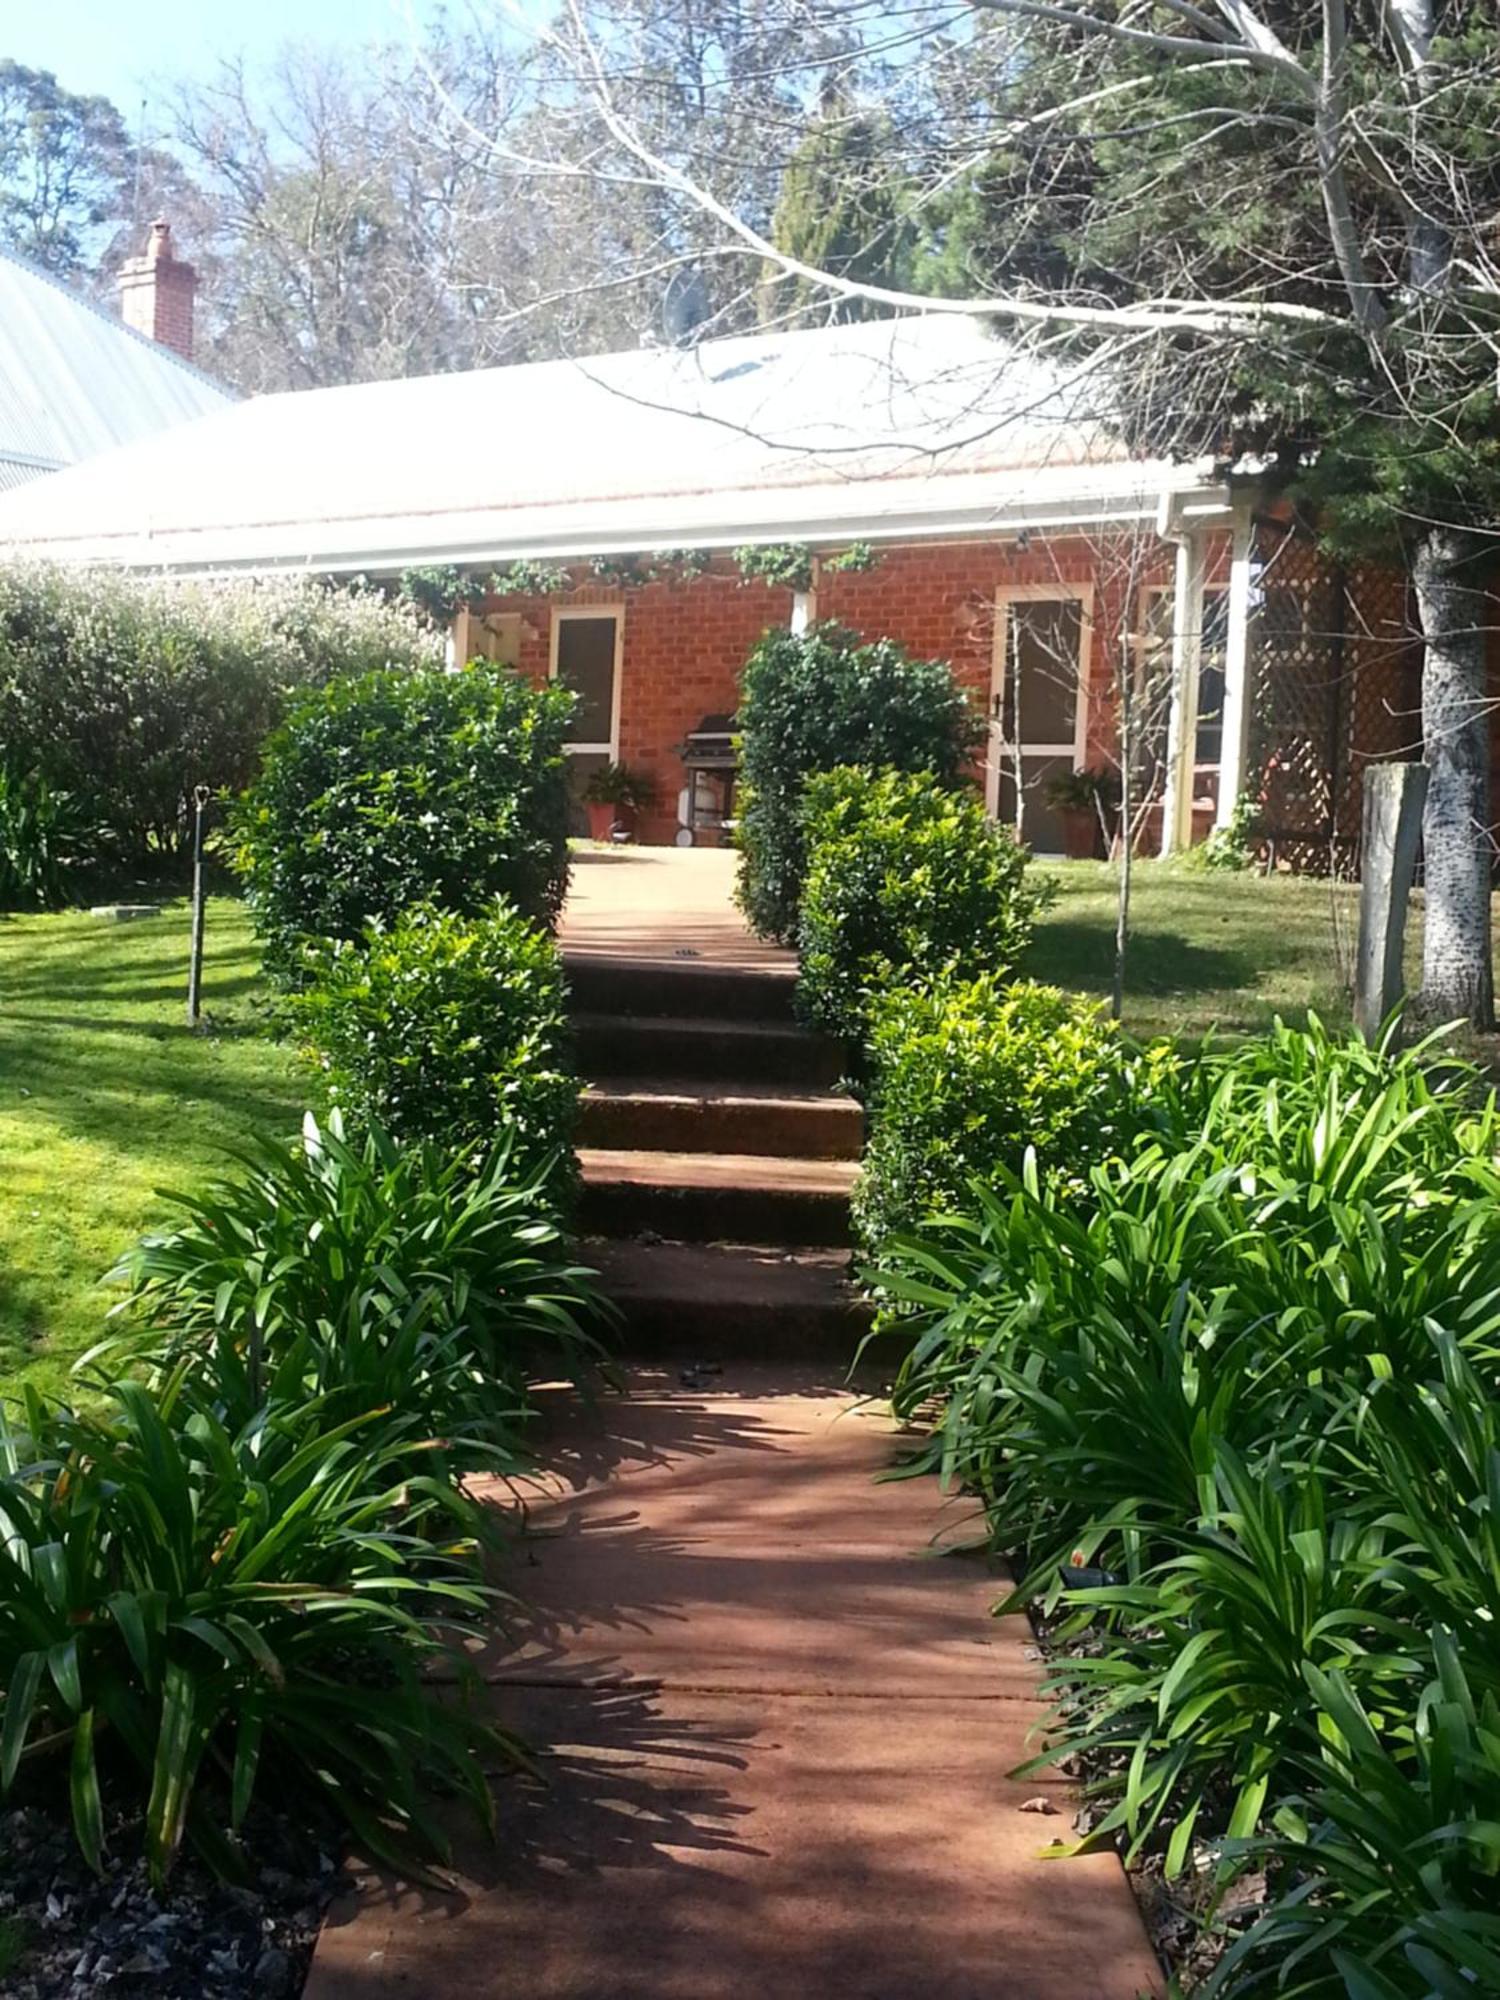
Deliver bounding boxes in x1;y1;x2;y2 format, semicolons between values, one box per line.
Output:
118;218;196;362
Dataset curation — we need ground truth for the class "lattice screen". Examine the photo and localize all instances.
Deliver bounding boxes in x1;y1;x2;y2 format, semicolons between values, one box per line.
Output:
1247;521;1420;874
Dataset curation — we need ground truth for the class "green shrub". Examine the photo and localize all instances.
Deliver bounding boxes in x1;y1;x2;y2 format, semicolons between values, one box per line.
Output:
796;767;1045;1045
286;902;577;1194
734;623;982;943
867;1018;1500;1982
231;663;573;980
0;564;439;868
0;763;93;909
0;1376;515;1884
103;1111;606;1442
852;976;1165;1252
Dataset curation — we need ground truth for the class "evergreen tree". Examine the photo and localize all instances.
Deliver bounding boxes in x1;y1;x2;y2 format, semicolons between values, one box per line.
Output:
765;84;908;324
908;3;1500;1025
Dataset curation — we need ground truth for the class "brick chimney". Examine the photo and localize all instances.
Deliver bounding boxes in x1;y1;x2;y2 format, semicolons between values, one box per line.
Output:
117;219;196;362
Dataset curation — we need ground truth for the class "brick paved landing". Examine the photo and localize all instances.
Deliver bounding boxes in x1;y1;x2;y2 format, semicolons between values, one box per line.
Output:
304;1369;1162;2000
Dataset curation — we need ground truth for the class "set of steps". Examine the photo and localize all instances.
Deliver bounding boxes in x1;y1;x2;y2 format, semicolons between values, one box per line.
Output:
568;953;871;1358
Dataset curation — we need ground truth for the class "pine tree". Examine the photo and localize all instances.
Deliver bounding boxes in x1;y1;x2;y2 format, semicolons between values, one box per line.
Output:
764;84;908;324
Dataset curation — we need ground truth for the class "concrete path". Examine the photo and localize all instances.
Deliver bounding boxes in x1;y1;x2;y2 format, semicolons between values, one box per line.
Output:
560;846;793;970
306;1368;1162;2000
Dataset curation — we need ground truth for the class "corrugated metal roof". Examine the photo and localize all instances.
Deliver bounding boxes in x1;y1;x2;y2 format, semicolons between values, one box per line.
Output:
0;313;1225;569
0;245;231;485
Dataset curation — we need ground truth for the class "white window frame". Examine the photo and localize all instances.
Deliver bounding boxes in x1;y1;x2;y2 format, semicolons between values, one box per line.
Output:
987;582;1093;820
550;604;624;758
1139;579;1229;770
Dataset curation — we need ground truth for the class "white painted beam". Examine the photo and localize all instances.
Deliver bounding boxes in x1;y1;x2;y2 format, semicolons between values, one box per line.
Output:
1159;533;1206;857
1214;498;1256;829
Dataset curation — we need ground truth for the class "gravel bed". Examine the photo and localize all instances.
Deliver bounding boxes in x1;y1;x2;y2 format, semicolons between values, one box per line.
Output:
0;1793;349;1999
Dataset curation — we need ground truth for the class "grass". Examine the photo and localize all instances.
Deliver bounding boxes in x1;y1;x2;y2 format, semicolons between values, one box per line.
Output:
0;861;1472;1401
0;898;300;1403
1027;860;1365;1041
0;1917;24;1980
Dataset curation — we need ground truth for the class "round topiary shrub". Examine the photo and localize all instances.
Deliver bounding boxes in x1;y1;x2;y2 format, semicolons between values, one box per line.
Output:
796;766;1046;1046
231;662;574;982
734;623;982;944
852;975;1161;1254
287;900;578;1205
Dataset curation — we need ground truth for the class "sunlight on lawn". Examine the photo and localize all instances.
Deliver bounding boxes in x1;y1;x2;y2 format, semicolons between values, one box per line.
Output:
0;900;300;1401
1027;861;1367;1042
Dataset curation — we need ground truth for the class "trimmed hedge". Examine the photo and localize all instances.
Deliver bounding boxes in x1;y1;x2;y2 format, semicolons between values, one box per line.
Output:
852;975;1163;1253
287;901;578;1204
735;623;982;943
0;564;440;867
796;766;1045;1046
232;663;573;982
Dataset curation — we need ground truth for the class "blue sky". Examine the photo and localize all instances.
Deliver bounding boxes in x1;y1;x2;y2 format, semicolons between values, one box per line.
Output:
6;0;424;112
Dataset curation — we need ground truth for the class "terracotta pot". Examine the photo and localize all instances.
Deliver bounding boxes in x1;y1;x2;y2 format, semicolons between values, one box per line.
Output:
586;800;620;841
1058;807;1098;861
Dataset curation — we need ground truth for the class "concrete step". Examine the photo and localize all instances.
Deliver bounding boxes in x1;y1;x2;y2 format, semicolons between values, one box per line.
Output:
566;951;797;1025
573;1012;844;1090
583;1239;872;1359
580;1080;862;1160
578;1148;855;1248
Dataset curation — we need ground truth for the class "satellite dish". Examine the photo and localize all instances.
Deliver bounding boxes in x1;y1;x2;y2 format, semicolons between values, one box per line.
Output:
662;266;710;348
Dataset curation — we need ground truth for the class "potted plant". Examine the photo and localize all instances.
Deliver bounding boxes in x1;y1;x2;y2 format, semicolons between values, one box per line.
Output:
1043;767;1118;859
582;762;656;841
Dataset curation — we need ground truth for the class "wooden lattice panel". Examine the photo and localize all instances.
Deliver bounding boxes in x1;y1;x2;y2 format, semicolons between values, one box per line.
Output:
1246;522;1417;875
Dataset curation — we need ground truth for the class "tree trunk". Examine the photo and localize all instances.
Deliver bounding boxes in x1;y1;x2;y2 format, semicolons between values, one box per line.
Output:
1414;525;1494;1028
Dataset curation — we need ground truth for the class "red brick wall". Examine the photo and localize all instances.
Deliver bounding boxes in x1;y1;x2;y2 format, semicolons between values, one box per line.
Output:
479;560;790;844
482;536;1233;845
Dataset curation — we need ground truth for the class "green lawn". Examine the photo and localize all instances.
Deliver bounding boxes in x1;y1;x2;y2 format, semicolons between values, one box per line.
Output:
0;864;1463;1403
0;899;300;1402
1027;860;1363;1041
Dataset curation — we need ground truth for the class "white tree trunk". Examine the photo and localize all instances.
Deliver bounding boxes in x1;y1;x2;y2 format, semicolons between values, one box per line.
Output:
1415;526;1493;1027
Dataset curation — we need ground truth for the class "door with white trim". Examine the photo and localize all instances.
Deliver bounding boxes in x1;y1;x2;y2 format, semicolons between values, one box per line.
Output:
551;605;624;832
988;586;1091;854
551;606;623;758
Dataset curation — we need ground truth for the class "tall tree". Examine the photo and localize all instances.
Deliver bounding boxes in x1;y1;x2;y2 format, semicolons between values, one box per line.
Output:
539;0;1500;1026
0;61;133;277
764;81;910;323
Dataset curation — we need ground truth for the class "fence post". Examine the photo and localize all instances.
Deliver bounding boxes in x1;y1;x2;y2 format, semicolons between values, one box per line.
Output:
186;784;211;1028
1354;763;1427;1038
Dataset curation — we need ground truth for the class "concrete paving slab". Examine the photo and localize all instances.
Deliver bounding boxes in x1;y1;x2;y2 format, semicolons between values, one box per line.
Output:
306;1688;1163;2000
467;1542;1041;1699
560;847;793;970
507;1380;984;1557
305;1378;1162;2000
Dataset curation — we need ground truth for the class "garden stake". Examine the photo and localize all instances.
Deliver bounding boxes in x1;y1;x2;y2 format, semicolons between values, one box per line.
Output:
186;784;211;1028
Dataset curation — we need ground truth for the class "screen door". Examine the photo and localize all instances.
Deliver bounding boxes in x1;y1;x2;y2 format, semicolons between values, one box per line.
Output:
989;593;1087;853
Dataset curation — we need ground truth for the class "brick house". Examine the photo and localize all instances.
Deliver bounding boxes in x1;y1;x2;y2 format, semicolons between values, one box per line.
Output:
0;313;1422;864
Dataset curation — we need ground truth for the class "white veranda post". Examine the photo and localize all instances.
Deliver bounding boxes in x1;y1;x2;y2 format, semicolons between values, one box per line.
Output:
1159;532;1206;858
1214;499;1256;830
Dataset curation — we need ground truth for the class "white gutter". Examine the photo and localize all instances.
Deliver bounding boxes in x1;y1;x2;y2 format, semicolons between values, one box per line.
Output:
11;481;1234;579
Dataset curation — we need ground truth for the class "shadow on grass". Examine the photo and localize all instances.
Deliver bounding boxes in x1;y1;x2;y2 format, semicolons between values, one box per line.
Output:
1027;919;1256;1000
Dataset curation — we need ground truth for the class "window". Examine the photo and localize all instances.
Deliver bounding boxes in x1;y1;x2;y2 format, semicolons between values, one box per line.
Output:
552;609;621;754
1137;584;1228;780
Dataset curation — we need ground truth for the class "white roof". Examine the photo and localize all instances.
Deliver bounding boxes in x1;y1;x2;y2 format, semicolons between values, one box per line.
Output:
0;247;231;484
0;314;1224;571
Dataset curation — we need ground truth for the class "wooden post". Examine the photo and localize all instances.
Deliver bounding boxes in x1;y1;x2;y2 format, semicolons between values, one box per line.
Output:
1354;763;1428;1038
186;784;211;1028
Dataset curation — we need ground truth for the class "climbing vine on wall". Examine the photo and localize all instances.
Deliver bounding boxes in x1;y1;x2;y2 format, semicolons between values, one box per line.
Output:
732;543;880;591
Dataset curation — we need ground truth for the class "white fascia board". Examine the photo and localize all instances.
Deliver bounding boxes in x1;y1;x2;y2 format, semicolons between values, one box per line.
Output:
2;469;1233;576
